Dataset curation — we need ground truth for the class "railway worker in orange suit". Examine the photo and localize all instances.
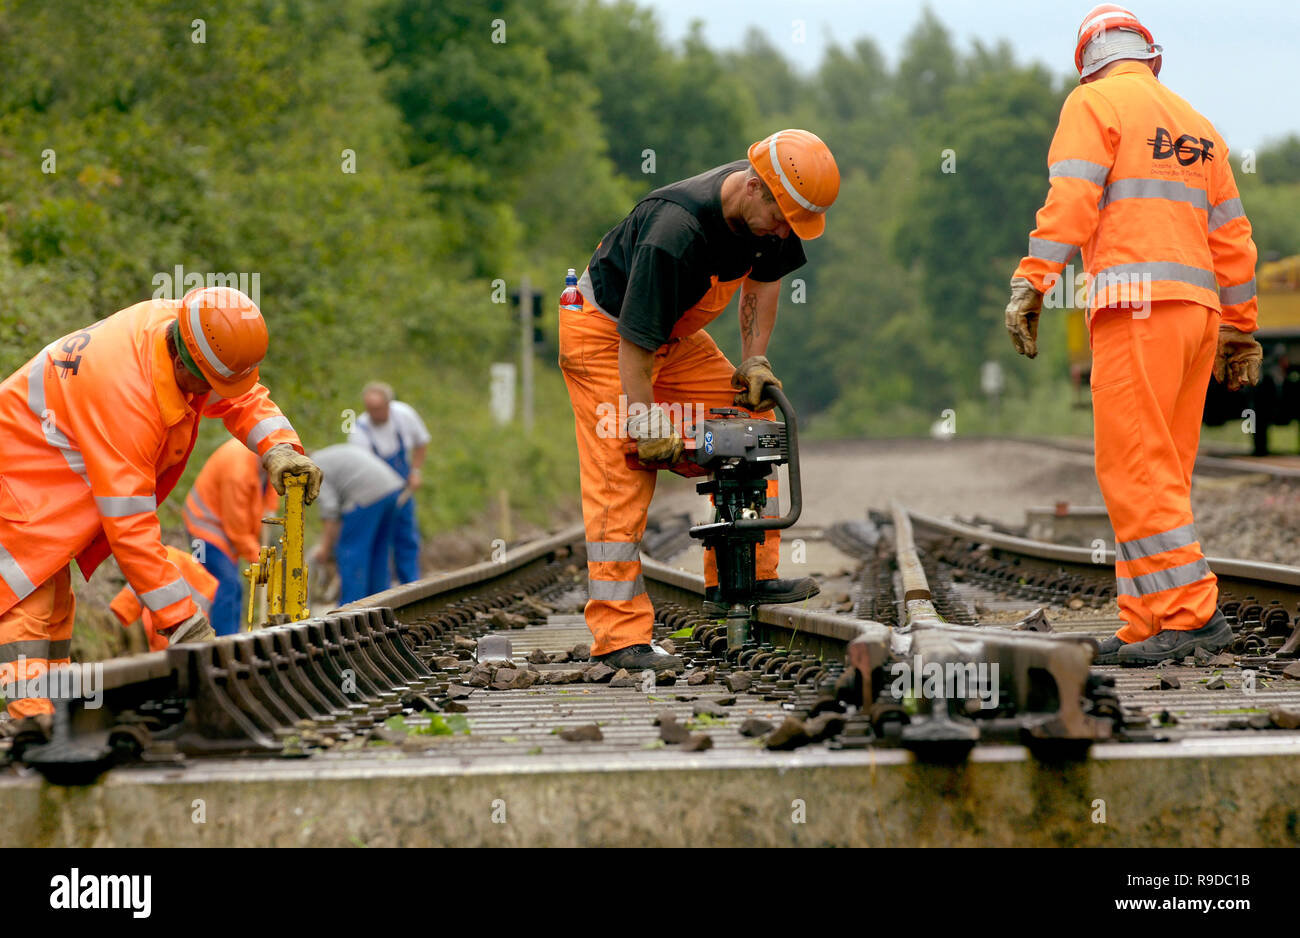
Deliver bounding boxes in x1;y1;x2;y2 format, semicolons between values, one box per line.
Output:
111;545;218;651
559;130;839;673
182;437;281;635
0;285;323;722
1005;5;1263;666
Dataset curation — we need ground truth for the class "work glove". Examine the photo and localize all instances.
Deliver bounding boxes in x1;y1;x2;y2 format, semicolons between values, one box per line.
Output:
731;355;781;412
1213;326;1263;392
1005;276;1044;358
162;612;216;645
627;404;684;465
263;443;323;504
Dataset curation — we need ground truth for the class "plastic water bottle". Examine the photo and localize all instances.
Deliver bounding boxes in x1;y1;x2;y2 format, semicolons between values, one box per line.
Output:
560;268;582;310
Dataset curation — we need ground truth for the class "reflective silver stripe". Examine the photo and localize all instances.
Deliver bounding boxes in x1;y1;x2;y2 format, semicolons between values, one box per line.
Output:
183;507;228;548
0;540;36;602
188;491;222;526
1208;197;1245;232
768;133;829;213
0;638;49;664
246;416;293;451
27;345;90;485
48;639;71;660
1116;559;1212;598
576;268;619;323
187;299;236;378
1091;261;1218;295
140;577;191;612
763;497;779;516
95;494;157;517
189;584;212;614
1099;177;1209;213
1117;523;1198;562
1049;159;1110;186
587;541;640;562
1028;237;1078;265
1219;278;1257;306
587;576;646;602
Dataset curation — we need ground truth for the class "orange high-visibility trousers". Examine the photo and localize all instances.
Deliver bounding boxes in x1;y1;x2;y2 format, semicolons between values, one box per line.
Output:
0;566;75;718
559;307;780;656
1091;300;1220;642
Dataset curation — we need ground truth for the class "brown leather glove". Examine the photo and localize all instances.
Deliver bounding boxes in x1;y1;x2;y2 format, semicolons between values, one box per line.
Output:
263;443;324;504
627;404;684;465
1214;326;1263;392
731;355;781;412
1005;276;1044;358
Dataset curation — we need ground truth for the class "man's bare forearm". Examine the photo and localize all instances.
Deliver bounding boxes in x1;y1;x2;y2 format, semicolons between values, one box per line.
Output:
619;337;656;408
739;279;779;359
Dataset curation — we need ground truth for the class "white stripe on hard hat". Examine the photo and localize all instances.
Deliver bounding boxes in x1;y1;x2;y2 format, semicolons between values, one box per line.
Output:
767;133;828;215
1079;7;1138;37
187;298;237;378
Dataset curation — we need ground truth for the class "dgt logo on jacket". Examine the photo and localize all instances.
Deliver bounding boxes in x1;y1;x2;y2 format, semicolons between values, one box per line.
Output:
1148;127;1214;165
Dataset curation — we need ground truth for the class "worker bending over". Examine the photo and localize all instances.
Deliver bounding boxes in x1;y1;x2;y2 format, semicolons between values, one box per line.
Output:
310;445;406;605
560;129;840;672
182;438;281;635
348;382;430;584
1005;5;1262;665
0;285;322;722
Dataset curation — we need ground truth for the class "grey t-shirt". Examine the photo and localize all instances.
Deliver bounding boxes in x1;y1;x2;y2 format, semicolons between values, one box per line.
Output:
311;444;405;520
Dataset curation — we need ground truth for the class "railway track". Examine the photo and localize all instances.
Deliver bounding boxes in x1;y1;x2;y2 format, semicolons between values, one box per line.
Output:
4;486;1300;846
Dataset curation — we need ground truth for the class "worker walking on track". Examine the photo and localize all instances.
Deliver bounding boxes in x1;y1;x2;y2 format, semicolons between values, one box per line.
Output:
560;129;839;672
0;285;323;723
348;382;429;584
182;437;282;635
310;444;406;605
1005;5;1263;666
111;545;218;652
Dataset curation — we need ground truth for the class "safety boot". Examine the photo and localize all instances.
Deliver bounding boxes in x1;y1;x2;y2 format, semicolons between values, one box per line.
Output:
703;577;820;616
591;644;683;673
1117;611;1233;667
1092;634;1125;665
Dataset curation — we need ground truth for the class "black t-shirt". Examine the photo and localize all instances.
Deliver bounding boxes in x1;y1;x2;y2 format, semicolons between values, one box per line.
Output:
587;159;807;350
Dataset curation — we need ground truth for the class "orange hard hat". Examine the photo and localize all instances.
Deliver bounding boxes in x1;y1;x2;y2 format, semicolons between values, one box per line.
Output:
747;129;840;240
1074;4;1158;77
176;286;268;398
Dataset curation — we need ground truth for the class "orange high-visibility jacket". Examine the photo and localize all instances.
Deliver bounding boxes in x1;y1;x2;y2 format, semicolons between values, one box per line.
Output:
183;438;279;563
110;545;218;651
1015;62;1258;331
0;299;303;632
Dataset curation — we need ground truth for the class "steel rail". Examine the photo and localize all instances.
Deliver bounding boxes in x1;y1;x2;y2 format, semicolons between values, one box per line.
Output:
905;506;1300;606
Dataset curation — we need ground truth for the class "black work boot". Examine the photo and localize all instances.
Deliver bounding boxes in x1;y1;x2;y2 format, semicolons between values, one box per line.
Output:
703;577;820;616
591;644;683;673
1092;633;1125;665
1117;610;1233;667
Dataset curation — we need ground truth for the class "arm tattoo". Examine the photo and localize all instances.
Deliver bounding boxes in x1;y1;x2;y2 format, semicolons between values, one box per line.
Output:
740;292;759;345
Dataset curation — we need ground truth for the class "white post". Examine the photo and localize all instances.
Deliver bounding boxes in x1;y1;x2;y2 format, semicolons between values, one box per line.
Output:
519;275;534;434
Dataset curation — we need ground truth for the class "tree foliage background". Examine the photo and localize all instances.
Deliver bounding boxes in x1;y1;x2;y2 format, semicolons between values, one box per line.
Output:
2;0;1298;544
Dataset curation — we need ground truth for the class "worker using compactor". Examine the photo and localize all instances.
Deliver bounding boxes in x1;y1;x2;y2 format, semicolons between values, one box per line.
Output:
0;285;322;723
560;129;840;673
1005;5;1262;666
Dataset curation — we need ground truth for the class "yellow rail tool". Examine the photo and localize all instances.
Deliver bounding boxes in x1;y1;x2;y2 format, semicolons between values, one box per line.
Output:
243;472;310;628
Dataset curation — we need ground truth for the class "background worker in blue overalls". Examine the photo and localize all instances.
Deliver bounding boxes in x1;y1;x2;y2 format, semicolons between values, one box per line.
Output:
347;382;430;584
309;445;406;604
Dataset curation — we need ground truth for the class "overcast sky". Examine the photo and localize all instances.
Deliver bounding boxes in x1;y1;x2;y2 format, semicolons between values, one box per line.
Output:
642;0;1300;153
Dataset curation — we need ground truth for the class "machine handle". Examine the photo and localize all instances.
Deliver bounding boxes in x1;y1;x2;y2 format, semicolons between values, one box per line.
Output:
733;383;802;532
